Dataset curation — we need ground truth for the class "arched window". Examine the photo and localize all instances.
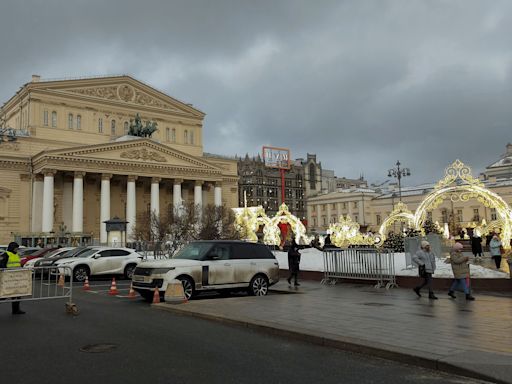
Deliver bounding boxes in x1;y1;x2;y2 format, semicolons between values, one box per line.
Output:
171;128;176;142
43;110;48;126
51;111;57;127
165;127;170;142
68;113;73;129
124;121;129;135
98;118;103;133
76;115;81;130
111;120;116;135
190;130;194;145
184;130;188;144
309;163;316;190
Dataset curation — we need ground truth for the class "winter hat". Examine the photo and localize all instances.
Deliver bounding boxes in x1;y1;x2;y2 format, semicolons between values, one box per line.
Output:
421;240;430;248
7;242;19;253
453;242;464;250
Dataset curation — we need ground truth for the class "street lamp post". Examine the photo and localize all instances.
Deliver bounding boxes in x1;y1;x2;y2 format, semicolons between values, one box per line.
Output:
388;160;411;202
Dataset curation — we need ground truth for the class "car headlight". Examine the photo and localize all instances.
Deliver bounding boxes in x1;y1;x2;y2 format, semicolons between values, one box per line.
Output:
151;267;175;275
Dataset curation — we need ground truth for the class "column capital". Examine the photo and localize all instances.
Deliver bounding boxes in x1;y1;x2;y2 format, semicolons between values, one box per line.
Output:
34;174;44;182
101;173;113;181
151;177;162;184
127;175;138;182
43;169;57;177
195;180;204;187
174;178;184;185
74;171;86;178
214;181;223;187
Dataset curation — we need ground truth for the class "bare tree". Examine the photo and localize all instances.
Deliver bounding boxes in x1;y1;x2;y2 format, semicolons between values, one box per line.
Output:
198;204;240;240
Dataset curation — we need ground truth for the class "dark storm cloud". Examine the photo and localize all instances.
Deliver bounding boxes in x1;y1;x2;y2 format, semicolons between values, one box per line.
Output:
2;0;512;186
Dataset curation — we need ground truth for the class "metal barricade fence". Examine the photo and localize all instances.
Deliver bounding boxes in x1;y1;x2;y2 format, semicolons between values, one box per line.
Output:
321;248;397;289
0;266;78;314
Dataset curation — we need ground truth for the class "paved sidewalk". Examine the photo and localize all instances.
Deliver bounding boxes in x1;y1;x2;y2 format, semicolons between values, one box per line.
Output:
155;281;512;383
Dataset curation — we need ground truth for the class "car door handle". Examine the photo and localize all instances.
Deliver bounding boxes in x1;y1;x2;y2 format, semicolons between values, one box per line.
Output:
224;263;231;266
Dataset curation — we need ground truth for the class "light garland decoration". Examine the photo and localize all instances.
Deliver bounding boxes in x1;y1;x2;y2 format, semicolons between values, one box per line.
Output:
378;202;415;237
379;160;512;249
330;215;381;247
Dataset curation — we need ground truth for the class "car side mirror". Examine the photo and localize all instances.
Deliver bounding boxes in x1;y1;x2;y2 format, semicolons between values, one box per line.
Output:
209;254;220;260
93;254;100;259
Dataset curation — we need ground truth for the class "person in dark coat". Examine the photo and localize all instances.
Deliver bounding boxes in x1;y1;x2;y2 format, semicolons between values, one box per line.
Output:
287;238;301;287
471;235;483;259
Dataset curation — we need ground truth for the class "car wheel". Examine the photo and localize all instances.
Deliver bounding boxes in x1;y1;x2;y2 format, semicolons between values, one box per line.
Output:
73;266;89;283
177;276;195;300
124;264;136;279
139;290;154;303
248;275;269;296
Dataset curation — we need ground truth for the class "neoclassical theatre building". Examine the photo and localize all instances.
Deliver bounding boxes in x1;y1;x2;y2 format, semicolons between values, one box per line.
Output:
0;75;238;244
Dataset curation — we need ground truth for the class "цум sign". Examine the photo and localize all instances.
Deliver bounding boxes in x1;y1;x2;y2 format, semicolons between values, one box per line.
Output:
0;269;32;298
262;146;291;170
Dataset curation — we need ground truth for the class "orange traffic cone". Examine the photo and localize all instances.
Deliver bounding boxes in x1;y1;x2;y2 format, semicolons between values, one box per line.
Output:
127;283;137;299
152;287;160;304
108;277;119;295
83;277;91;291
57;273;65;287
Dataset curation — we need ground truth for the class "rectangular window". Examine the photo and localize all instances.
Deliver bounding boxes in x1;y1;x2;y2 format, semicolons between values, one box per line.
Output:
354;215;358;223
98;118;103;133
51;111;57;127
441;209;448;223
68;113;73;129
376;214;381;225
473;208;480;221
353;201;358;208
342;202;347;209
456;209;463;223
491;208;497;221
171;128;176;142
76;115;81;130
43;110;48;126
166;127;170;142
111;120;116;135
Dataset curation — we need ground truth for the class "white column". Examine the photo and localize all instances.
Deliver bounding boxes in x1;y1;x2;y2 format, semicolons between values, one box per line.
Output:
72;172;85;233
173;179;183;213
214;182;222;207
126;175;137;241
316;204;322;229
100;174;112;244
62;177;73;231
31;175;44;232
194;181;203;210
42;170;56;233
327;203;332;225
151;177;161;218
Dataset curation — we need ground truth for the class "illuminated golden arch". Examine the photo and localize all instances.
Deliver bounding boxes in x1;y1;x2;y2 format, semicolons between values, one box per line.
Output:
412;160;512;249
265;203;313;246
378;202;416;237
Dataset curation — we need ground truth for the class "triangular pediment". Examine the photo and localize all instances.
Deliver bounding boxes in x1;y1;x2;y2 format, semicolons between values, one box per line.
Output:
29;75;204;117
34;138;221;172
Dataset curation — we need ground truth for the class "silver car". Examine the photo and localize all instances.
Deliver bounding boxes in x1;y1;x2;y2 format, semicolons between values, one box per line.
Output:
132;241;280;301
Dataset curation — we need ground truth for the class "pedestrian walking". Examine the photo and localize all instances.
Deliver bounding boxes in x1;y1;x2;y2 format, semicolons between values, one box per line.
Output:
412;240;438;299
287;238;301;287
0;242;26;314
448;242;475;300
470;235;483;260
489;235;503;269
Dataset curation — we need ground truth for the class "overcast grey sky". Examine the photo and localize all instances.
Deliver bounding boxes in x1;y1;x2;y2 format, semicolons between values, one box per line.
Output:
1;0;511;186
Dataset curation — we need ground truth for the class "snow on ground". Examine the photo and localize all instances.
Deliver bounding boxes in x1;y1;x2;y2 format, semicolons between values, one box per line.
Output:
274;248;509;279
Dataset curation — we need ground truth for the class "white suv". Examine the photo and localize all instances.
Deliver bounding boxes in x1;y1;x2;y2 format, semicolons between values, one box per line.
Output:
132;241;280;301
55;247;143;282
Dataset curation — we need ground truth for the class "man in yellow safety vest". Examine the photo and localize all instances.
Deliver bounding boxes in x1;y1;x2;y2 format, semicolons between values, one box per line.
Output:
0;242;26;315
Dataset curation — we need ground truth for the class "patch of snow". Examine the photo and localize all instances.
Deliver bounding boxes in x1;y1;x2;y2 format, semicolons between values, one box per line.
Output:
274;248;509;279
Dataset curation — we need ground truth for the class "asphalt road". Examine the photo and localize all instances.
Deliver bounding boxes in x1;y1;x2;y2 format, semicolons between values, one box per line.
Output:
0;280;490;384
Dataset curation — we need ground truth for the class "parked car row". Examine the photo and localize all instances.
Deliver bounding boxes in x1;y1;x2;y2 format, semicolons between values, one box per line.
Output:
18;246;143;282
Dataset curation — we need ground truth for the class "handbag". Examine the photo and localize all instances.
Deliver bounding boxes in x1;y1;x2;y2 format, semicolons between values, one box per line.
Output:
418;264;427;278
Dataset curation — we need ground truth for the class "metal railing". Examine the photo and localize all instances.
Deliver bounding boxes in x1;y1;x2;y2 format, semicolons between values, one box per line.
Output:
0;266;78;314
321;248;397;289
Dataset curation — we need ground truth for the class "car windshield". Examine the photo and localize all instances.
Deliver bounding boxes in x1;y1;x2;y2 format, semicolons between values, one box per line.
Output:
173;243;212;260
74;248;99;258
45;249;63;258
48;249;72;258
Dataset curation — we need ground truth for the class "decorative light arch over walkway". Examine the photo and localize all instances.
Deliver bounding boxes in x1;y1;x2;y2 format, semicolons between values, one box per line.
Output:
380;160;512;249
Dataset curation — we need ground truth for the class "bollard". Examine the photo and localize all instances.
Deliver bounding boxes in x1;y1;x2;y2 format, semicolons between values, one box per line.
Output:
164;279;187;304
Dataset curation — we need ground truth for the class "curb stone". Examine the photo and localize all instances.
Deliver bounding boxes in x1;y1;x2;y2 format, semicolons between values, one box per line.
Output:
152;302;507;384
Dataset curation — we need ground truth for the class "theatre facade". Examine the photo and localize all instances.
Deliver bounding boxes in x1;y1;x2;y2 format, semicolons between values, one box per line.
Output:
0;75;238;244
